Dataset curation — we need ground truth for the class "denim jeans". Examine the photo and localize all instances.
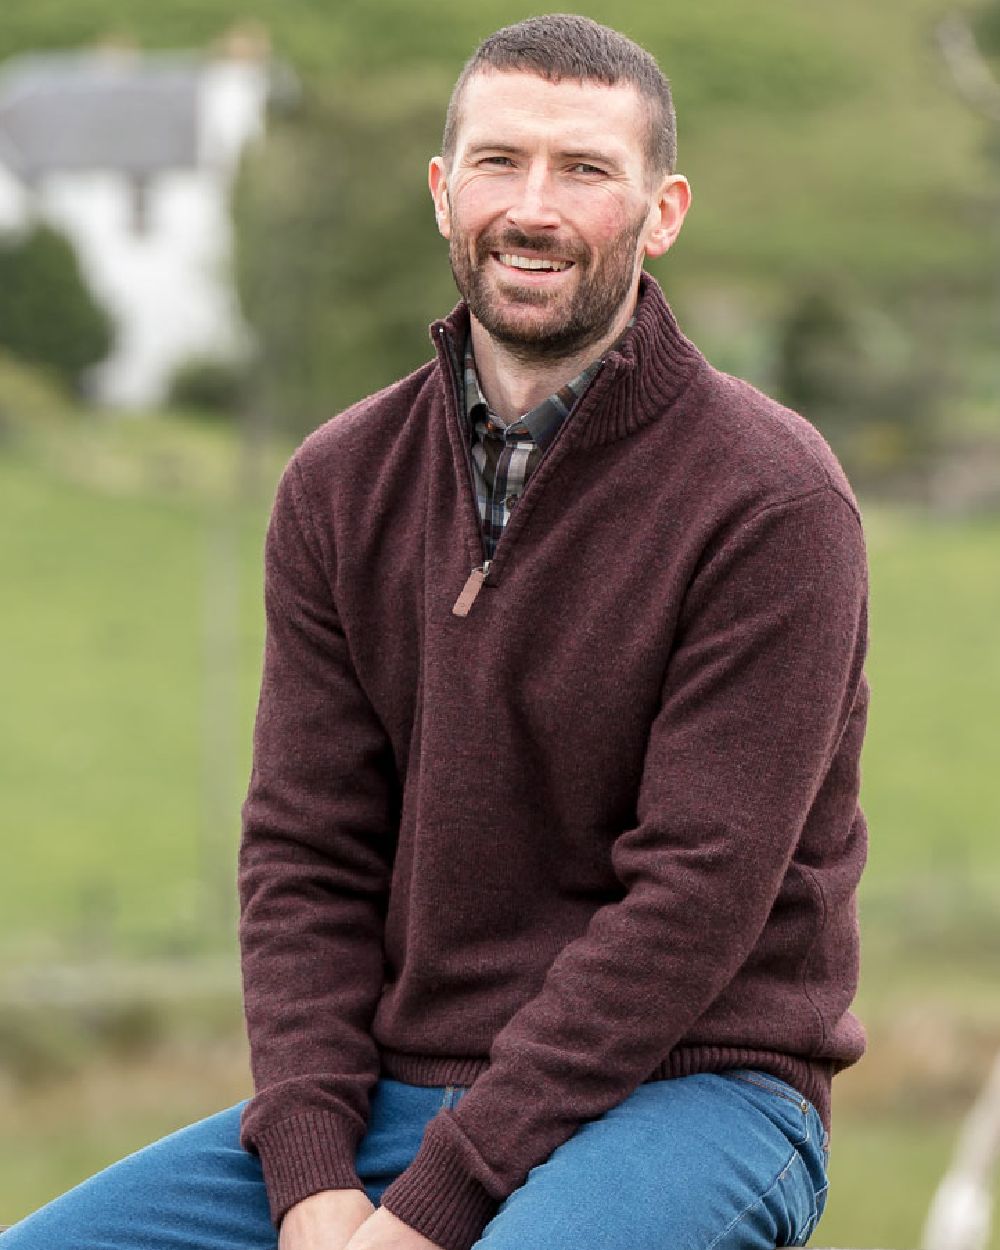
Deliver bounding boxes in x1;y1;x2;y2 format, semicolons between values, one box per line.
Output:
0;1069;829;1250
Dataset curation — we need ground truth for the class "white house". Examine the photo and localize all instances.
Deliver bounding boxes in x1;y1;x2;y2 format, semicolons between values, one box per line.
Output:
0;33;280;407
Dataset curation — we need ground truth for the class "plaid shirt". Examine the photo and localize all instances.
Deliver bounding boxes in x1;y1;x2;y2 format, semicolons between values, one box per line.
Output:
464;337;601;559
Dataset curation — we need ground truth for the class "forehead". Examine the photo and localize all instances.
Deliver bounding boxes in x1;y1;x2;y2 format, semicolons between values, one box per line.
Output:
453;70;649;161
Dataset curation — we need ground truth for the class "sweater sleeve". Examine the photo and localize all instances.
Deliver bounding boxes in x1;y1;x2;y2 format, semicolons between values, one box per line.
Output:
238;457;398;1224
380;486;869;1250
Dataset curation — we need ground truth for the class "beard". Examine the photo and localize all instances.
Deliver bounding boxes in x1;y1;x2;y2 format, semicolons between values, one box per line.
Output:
447;215;645;363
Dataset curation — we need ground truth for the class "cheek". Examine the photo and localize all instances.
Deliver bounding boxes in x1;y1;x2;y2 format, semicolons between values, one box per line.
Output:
450;183;507;234
567;190;644;243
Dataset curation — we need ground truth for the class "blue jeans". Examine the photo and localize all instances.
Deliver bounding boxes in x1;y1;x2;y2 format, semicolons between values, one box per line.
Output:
0;1070;829;1249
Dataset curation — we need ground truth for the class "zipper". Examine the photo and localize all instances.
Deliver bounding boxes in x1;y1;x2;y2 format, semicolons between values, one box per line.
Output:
453;561;490;617
436;321;607;618
437;325;495;617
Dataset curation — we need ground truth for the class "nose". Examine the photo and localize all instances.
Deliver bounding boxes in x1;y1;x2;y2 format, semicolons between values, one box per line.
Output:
505;164;561;232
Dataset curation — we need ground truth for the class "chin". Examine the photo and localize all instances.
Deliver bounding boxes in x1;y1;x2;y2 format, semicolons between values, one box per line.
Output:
483;291;574;333
487;310;572;344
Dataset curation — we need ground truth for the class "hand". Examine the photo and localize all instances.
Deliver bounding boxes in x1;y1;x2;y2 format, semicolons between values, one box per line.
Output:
343;1207;444;1250
279;1189;376;1250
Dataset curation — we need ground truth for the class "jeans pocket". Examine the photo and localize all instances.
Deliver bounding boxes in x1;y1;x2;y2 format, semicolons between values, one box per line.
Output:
725;1069;811;1110
722;1070;813;1153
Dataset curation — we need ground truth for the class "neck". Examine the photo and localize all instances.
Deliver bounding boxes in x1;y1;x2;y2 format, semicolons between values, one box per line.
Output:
469;295;637;423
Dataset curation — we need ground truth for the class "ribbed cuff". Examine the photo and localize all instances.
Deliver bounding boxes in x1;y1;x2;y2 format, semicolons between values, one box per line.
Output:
380;1120;498;1250
253;1111;364;1225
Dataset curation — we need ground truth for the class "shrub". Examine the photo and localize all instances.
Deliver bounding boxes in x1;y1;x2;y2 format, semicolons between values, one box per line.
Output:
775;286;940;486
167;355;246;417
0;223;115;390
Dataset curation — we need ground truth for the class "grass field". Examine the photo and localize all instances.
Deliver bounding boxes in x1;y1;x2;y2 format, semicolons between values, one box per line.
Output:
1;415;999;1244
0;414;278;958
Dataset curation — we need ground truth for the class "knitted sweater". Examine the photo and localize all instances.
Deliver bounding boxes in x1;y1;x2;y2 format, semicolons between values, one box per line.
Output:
238;274;869;1250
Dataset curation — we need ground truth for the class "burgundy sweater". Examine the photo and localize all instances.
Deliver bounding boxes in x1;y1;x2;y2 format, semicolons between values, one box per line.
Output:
238;274;869;1250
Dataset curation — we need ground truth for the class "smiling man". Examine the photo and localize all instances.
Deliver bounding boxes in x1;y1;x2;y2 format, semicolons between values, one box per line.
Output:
0;16;869;1250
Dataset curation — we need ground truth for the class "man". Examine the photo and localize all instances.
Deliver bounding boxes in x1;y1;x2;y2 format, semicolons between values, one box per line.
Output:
1;15;868;1250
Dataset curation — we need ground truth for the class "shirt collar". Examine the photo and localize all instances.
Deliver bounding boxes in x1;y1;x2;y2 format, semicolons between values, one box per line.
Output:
463;334;608;451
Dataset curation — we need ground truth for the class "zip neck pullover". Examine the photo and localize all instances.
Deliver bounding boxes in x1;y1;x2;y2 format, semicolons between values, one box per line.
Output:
238;274;869;1250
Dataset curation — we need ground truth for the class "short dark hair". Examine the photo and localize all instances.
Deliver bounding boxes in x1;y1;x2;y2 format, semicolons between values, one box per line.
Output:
442;14;676;178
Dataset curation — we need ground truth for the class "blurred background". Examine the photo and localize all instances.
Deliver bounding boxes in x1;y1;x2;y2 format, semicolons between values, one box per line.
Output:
1;0;998;1244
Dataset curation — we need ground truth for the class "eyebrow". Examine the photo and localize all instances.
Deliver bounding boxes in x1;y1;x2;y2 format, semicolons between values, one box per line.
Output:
464;143;520;158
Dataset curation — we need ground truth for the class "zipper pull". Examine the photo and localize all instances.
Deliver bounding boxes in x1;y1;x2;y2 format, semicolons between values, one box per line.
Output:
452;562;490;617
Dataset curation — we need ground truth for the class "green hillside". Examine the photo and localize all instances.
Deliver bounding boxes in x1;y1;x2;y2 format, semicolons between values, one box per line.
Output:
0;420;272;958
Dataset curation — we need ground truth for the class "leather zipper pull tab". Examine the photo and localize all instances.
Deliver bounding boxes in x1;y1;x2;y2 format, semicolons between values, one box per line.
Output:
453;565;488;617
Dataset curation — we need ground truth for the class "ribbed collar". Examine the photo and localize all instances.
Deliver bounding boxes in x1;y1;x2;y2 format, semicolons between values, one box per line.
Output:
431;273;705;451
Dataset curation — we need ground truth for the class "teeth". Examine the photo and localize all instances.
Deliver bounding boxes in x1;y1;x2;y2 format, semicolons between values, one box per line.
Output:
498;253;570;272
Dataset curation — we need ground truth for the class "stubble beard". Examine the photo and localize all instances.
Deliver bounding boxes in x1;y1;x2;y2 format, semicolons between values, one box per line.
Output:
448;218;646;364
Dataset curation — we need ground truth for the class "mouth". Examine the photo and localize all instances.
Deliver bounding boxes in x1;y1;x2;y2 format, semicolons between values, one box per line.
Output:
493;251;574;275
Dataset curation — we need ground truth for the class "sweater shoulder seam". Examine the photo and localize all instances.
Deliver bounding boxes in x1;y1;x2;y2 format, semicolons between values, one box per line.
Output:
738;482;863;536
287;454;336;586
700;366;863;523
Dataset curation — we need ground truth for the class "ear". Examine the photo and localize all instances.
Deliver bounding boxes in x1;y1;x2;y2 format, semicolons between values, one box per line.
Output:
643;175;691;260
428;157;452;239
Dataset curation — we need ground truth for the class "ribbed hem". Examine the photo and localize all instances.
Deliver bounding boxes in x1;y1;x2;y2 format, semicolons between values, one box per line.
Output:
380;1048;489;1087
379;1044;834;1130
252;1111;364;1225
651;1046;834;1130
380;1119;498;1250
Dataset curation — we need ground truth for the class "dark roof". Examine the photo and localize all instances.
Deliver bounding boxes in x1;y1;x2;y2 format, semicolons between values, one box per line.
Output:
0;51;201;180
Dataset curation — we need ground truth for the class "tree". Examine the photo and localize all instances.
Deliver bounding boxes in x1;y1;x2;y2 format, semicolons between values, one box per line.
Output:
233;72;455;436
775;284;943;486
0;223;114;391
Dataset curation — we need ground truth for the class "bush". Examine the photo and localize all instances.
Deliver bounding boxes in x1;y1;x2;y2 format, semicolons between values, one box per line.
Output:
167;355;246;417
0;224;115;391
774;286;940;486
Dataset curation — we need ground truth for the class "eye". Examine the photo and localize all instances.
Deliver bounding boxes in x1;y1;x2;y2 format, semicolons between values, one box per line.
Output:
568;162;607;176
480;155;515;168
